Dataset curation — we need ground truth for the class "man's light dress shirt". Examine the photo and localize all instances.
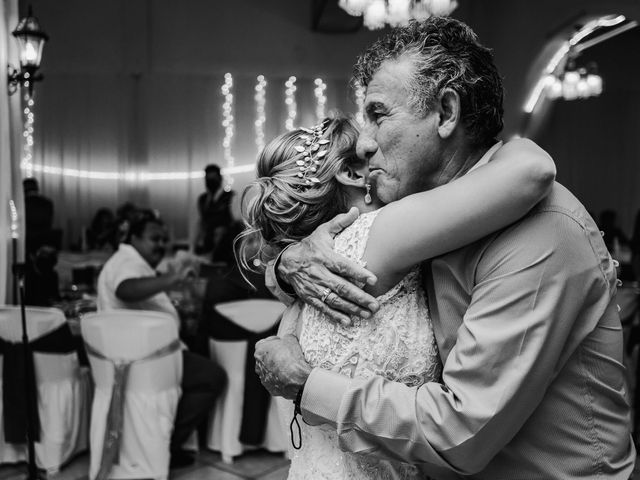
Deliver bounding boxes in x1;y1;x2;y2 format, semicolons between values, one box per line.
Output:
97;243;179;324
268;144;636;479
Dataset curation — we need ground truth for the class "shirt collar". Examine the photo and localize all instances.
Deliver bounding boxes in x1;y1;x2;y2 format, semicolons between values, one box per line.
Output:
466;141;503;175
118;243;151;267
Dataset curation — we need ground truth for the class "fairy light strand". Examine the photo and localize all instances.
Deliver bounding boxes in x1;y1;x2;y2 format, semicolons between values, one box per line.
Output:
221;73;235;191
314;78;327;122
9;200;19;239
24;163;255;181
21;94;35;178
285;76;297;131
254;75;267;153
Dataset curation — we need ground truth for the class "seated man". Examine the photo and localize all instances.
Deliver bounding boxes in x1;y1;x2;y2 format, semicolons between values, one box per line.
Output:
97;209;226;468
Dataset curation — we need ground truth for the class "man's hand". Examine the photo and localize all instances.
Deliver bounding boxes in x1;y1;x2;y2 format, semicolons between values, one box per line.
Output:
278;208;380;326
254;334;312;400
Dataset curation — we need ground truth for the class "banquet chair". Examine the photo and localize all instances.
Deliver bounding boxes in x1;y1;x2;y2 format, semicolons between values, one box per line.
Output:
207;299;288;463
0;306;91;473
81;310;182;480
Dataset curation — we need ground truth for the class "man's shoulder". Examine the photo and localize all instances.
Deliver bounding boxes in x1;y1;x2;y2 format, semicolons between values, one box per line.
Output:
447;182;601;263
530;182;587;220
101;245;145;272
493;182;592;238
477;182;608;266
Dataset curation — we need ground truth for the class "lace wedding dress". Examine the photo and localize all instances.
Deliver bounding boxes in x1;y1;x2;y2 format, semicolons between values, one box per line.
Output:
279;211;442;480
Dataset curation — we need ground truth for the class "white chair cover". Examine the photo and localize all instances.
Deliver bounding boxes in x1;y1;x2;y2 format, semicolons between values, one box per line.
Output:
207;299;287;462
0;306;91;473
82;310;182;480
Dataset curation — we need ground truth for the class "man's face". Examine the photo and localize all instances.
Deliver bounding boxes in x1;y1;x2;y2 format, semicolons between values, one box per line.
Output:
131;222;168;268
356;56;444;203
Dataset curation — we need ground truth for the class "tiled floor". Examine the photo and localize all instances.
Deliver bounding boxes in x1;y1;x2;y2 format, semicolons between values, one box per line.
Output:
0;449;290;480
2;448;639;479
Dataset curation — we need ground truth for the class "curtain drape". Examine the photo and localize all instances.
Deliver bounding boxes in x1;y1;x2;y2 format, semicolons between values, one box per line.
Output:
0;0;21;304
32;73;356;248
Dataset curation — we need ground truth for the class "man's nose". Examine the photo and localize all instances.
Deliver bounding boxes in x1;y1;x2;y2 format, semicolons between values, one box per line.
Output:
356;125;378;160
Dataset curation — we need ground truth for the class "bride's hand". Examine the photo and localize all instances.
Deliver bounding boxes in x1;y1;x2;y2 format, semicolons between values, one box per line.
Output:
278;207;380;326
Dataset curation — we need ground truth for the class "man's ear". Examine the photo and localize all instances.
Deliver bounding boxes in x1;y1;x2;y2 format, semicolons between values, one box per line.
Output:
437;88;461;139
335;161;367;188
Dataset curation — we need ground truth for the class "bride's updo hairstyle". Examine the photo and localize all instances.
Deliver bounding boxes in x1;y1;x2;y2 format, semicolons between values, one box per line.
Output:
238;116;360;272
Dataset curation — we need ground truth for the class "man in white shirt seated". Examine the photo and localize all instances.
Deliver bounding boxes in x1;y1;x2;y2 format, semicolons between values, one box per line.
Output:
97;209;226;468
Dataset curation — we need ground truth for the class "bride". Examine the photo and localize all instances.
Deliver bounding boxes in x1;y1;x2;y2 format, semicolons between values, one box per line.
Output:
239;116;554;479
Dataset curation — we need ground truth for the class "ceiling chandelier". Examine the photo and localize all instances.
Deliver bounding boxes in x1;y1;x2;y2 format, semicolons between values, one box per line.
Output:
338;0;458;30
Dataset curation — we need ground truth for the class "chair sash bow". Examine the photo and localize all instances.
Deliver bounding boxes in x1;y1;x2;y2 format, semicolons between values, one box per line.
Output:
84;338;181;480
0;322;76;443
209;309;280;445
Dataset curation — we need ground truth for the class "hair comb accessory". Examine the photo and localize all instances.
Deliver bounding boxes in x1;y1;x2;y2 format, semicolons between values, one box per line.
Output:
295;119;330;187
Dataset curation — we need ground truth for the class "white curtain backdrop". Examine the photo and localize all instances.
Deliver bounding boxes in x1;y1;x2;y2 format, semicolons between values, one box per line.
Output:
32;73;356;248
0;0;21;304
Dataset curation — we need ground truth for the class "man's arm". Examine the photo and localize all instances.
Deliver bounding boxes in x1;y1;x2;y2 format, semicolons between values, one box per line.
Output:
281;210;615;474
264;208;380;325
116;268;193;302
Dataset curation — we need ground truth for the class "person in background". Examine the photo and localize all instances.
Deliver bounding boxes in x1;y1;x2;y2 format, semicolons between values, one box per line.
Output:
599;209;634;280
23;177;55;255
24;245;60;306
114;201;139;245
86;207;117;251
599;209;629;253
193;164;234;259
96;209;226;468
631;209;640;280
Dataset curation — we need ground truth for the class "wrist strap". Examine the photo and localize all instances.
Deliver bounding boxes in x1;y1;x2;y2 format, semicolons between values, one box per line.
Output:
289;383;305;450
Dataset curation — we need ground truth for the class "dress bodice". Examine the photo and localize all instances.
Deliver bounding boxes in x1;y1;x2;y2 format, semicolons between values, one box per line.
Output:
285;211;441;480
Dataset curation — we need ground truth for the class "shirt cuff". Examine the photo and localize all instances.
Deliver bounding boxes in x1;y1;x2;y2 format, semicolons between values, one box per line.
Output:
265;246;296;306
300;368;351;427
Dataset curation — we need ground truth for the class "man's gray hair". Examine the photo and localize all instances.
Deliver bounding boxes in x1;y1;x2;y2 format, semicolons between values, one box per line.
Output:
353;16;504;147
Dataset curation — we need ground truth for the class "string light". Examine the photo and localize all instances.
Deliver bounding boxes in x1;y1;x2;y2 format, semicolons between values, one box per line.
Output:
254;75;267;154
24;163;255;181
355;84;366;126
314;78;327;122
221;73;235;191
284;76;297;131
27;73;347;182
9;200;19;239
21;94;35;178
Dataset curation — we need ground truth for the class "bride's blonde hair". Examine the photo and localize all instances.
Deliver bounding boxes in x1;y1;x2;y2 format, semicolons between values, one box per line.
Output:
238;116;361;272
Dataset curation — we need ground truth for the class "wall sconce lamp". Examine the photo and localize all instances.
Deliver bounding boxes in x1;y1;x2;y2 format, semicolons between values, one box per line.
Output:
7;6;48;97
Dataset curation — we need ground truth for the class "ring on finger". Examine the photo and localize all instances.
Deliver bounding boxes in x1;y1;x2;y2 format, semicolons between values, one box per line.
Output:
320;287;332;303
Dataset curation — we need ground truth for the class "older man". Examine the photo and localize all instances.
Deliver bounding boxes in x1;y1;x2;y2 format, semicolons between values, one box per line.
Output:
255;17;635;479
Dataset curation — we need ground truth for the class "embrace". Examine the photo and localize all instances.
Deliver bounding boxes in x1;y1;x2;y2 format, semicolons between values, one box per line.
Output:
239;17;636;480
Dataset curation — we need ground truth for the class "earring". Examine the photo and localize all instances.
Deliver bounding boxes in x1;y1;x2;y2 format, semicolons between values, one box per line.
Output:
364;183;372;205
